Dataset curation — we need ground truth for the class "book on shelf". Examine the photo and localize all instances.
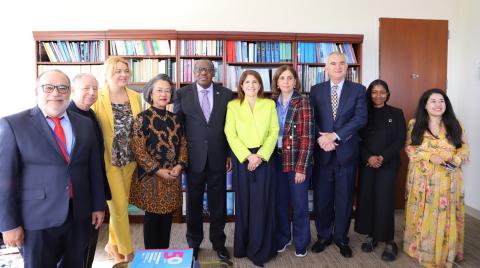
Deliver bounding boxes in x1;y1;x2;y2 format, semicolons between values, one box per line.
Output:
128;58;176;83
41;41;105;63
128;204;145;215
227;41;292;63
308;190;313;212
37;64;105;88
226;170;232;190
131;249;193;268
297;65;359;92
226;192;235;216
226;66;276;92
110;40;176;56
297;42;357;64
180;40;223;56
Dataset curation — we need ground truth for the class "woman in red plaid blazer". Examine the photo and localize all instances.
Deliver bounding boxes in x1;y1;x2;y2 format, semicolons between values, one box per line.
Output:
272;65;314;257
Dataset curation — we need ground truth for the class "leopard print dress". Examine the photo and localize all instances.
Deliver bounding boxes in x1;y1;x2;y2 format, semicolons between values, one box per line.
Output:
129;107;187;214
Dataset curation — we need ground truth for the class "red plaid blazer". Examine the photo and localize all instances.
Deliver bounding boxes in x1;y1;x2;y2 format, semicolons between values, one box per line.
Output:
277;91;314;174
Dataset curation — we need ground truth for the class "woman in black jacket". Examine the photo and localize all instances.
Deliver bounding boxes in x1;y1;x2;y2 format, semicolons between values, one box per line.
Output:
354;79;406;262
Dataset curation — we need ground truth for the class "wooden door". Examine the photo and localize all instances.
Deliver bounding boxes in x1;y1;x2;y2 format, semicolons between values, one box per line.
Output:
379;18;448;208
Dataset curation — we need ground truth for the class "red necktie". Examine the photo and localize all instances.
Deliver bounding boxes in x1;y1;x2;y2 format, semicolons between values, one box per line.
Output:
48;116;73;197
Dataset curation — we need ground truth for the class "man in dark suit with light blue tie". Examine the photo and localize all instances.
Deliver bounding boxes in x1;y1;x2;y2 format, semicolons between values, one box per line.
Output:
309;52;367;258
0;70;106;268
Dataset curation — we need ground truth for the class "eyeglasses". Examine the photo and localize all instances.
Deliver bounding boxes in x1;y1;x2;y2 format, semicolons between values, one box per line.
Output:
194;67;215;74
40;84;70;94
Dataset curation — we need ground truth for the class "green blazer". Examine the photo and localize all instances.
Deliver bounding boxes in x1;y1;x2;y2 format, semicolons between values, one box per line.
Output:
224;98;279;163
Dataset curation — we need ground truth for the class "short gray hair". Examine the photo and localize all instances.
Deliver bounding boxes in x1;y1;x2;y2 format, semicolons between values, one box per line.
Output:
36;69;71;88
71;73;97;87
143;74;176;105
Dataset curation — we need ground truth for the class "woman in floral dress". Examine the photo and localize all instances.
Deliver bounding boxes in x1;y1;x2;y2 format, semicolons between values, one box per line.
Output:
404;88;469;268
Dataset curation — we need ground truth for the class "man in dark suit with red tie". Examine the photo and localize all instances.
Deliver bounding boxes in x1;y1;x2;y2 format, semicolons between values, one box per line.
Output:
309;52;367;258
0;70;106;268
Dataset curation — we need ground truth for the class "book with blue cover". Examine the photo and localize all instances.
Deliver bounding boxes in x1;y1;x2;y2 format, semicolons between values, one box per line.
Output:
131;249;193;268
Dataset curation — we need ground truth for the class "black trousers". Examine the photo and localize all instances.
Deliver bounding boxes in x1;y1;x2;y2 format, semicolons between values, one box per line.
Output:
143;212;173;249
233;149;276;267
186;163;226;250
21;201;90;268
83;225;98;268
354;161;399;242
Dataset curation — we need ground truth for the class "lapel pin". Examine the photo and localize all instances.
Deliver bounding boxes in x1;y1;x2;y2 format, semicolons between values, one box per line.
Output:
388;118;393;122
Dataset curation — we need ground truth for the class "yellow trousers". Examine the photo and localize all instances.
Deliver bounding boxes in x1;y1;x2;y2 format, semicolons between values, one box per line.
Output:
106;161;136;255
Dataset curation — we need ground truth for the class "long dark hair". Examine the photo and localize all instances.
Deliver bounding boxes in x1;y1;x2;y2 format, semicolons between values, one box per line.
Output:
411;88;463;148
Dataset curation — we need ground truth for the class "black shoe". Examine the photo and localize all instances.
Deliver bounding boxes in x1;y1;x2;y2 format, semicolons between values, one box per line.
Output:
361;237;378;252
193;247;200;260
215;246;231;260
337;243;352;258
311;238;332;253
381;242;398;262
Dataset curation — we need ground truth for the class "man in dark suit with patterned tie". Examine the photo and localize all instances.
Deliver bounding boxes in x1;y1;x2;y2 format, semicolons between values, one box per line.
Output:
309;52;367;258
174;59;233;260
0;70;106;268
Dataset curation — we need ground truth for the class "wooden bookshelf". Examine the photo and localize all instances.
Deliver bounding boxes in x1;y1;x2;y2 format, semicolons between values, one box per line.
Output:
33;30;363;223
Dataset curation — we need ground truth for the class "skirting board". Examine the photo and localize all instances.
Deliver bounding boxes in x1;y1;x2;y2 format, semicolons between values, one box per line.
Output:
466;205;480;220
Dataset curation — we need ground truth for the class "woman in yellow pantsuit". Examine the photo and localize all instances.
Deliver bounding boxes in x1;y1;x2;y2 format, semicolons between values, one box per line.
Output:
92;56;142;263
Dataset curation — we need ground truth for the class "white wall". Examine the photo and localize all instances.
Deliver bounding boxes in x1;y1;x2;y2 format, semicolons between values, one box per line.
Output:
1;0;478;210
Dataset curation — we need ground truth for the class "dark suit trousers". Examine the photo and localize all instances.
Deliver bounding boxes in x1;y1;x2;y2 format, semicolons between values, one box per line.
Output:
83;225;98;268
313;153;355;245
21;201;90;268
233;151;277;266
354;161;399;242
186;163;226;249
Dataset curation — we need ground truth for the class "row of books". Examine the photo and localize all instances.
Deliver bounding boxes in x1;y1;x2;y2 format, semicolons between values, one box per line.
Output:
181;171;233;191
297;66;359;92
128;59;176;83
180;192;235;216
41;41;105;63
110;40;176;56
226;66;276;92
226;41;293;63
297;42;357;64
37;64;105;87
179;59;223;83
179;40;223;56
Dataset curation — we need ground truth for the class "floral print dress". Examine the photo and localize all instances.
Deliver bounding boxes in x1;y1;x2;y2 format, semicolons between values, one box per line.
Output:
403;119;469;268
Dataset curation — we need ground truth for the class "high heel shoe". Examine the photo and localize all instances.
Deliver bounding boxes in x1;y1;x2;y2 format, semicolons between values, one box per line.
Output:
125;252;134;262
104;243;125;263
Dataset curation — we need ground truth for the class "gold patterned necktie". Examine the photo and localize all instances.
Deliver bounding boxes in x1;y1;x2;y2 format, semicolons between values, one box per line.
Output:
331;85;339;120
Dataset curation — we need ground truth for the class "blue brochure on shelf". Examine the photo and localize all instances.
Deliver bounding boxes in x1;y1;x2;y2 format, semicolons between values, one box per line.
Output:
130;249;193;268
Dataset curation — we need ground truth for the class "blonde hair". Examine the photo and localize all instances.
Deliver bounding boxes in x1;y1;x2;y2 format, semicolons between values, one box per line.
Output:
104;56;130;84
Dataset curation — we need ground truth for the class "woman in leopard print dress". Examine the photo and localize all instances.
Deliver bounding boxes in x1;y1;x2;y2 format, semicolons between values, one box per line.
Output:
130;74;187;249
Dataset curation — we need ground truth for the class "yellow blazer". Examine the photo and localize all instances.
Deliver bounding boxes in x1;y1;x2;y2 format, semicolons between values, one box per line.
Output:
91;86;142;170
224;98;279;163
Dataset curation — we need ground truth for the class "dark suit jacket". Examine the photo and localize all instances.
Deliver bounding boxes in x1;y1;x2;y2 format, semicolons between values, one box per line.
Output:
359;104;406;165
174;83;232;173
309;80;367;166
0;106;106;232
68;101;112;200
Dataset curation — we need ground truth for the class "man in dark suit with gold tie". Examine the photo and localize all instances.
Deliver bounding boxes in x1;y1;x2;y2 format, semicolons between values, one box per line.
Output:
0;70;106;268
309;52;367;258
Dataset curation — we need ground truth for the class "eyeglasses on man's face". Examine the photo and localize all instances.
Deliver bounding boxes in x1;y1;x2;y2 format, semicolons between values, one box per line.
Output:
194;67;215;74
39;84;70;94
